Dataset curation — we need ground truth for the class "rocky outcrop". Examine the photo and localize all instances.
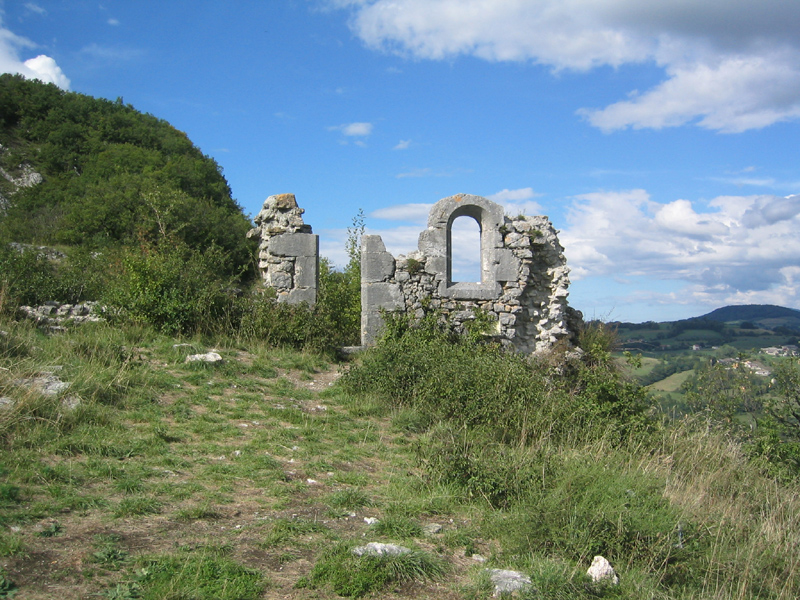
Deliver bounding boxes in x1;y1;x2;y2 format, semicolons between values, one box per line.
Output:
18;302;104;331
0;142;43;213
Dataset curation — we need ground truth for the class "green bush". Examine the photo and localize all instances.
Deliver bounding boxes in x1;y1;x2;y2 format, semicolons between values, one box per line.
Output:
0;244;62;307
341;314;652;446
102;239;237;335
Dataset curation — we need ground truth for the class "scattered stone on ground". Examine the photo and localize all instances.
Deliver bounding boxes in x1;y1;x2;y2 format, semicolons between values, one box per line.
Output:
587;555;619;584
352;542;411;557
185;351;223;363
424;523;443;534
486;568;533;597
18;301;104;329
13;370;71;396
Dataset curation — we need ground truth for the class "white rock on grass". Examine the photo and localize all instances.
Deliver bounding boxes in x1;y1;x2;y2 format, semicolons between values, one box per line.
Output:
13;374;70;396
486;569;532;597
352;542;410;557
185;352;223;363
587;555;619;584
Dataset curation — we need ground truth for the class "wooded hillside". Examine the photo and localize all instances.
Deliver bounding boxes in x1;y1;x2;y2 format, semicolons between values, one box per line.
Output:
0;74;253;275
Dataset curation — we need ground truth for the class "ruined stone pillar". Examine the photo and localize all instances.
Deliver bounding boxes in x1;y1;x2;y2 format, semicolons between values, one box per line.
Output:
247;194;319;305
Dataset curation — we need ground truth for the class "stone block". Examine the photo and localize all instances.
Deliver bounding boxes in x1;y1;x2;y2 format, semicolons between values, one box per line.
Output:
362;282;404;311
418;229;446;257
269;233;318;257
493;248;519;281
294;255;318;288
362;236;396;282
284;287;316;305
269;271;292;289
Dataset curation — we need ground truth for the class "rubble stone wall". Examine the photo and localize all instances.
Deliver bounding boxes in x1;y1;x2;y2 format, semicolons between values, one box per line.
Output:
247;194;319;305
361;194;581;352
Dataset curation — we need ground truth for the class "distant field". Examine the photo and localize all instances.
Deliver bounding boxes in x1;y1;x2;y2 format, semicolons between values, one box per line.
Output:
648;369;694;392
628;356;660;379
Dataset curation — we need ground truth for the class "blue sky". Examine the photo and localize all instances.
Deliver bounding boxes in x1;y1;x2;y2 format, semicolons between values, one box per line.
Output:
3;0;800;322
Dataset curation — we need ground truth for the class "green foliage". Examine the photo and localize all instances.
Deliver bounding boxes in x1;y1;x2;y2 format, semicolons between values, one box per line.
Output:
326;488;373;510
102;239;237;335
682;361;765;422
0;244;111;308
486;458;698;570
341;314;652;446
416;424;546;508
749;358;800;478
262;517;328;547
300;542;445;598
314;209;364;347
769;358;800;432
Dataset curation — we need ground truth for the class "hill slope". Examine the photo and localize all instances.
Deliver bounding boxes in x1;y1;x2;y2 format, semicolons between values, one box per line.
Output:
0;74;253;274
700;304;800;323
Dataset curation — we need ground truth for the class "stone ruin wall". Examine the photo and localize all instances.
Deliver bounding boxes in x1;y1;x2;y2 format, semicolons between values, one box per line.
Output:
250;192;581;353
361;194;582;353
247;194;319;305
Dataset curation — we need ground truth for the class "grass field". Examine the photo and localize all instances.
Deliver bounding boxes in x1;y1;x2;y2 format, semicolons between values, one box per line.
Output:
2;316;799;599
647;369;694;392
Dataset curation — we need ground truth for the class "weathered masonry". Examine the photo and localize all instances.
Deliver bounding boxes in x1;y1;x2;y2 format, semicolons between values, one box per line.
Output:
247;194;319;305
361;194;581;353
250;192;581;352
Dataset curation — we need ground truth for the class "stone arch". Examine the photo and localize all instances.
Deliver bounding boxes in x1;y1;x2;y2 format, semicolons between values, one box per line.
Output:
419;194;508;299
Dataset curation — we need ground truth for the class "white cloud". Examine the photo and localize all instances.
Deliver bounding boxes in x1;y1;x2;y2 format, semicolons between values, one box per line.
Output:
0;19;70;89
329;121;373;136
488;187;538;202
108;18;120;26
21;55;70;89
24;3;46;15
487;187;543;215
393;139;411;150
371;203;432;223
560;190;800;310
332;0;800;132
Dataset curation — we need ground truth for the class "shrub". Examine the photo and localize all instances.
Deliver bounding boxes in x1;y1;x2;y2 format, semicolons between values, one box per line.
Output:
102;238;237;335
341;313;652;446
0;243;62;307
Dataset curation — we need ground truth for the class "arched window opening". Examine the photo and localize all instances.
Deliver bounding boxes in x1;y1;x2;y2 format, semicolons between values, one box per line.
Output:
449;215;481;283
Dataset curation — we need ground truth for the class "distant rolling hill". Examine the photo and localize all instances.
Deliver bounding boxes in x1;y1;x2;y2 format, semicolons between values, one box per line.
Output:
699;304;800;327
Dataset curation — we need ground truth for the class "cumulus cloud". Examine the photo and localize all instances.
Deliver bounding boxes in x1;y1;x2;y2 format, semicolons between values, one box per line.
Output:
393;139;411;150
0;18;70;89
560;190;800;309
332;0;800;132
